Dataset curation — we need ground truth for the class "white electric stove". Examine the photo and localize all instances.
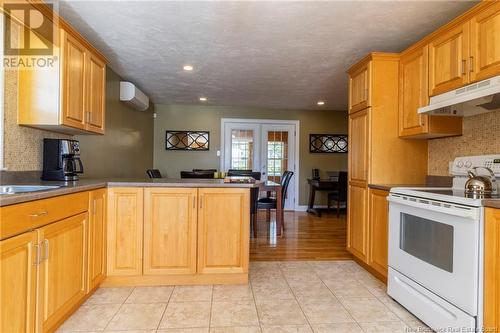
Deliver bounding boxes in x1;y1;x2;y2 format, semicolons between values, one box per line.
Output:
387;154;500;332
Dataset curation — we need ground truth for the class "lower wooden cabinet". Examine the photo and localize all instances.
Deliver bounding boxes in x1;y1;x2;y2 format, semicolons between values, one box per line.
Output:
368;189;389;278
347;183;368;261
38;213;88;333
107;187;144;276
484;208;500;331
88;189;107;291
107;187;250;282
143;188;198;275
0;231;38;333
197;188;250;275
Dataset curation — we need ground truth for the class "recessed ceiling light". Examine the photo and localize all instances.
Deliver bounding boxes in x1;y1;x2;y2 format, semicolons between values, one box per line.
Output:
317;101;325;106
183;65;194;71
199;97;207;102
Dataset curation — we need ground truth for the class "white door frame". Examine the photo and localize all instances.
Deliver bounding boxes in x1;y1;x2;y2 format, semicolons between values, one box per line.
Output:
220;118;300;211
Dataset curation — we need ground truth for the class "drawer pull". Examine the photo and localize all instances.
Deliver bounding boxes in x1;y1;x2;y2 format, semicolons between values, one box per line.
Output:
43;239;49;261
28;211;48;218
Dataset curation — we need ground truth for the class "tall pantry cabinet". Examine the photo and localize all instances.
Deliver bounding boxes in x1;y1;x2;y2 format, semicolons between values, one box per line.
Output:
346;53;428;278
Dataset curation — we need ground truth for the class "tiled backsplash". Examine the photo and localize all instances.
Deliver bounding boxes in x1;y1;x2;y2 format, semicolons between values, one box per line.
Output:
428;111;500;175
4;67;71;171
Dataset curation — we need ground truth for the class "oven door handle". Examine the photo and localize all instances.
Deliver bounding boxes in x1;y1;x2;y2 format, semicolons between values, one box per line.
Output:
387;195;480;220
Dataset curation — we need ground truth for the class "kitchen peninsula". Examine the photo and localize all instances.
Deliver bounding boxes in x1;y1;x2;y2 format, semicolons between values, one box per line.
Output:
0;179;252;333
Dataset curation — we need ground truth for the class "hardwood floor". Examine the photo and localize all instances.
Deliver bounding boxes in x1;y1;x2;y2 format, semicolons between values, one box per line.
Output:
249;210;352;261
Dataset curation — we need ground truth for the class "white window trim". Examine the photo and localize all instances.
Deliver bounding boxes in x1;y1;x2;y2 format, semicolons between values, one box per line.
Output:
220;118;300;211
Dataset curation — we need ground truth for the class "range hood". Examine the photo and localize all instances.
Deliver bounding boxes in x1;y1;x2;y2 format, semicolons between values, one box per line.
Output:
418;74;500;117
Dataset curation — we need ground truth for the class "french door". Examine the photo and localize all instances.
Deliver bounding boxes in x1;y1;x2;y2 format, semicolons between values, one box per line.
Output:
222;120;297;210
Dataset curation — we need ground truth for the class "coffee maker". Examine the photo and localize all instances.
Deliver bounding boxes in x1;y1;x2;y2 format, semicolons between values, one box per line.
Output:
42;139;84;181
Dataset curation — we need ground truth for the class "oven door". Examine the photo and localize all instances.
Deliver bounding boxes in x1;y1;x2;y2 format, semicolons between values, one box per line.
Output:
388;194;481;316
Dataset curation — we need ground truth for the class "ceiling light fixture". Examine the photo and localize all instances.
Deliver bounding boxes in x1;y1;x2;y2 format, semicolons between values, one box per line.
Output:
183;65;194;71
317;101;325;106
199;97;207;102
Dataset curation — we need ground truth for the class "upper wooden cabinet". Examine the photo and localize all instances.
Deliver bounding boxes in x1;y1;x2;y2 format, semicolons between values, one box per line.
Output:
143;188;198;275
348;108;369;184
348;62;371;113
399;45;462;139
17;4;107;135
428;22;470;96
469;2;500;83
0;231;38;333
426;2;500;97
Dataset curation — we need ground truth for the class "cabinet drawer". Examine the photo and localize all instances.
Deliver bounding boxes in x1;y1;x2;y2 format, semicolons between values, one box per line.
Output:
0;191;89;240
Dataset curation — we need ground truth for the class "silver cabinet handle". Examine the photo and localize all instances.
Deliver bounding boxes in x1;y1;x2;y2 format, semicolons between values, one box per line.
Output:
29;211;48;218
469;56;474;73
461;59;467;75
33;244;40;266
200;196;203;209
193;196;196;209
42;239;49;261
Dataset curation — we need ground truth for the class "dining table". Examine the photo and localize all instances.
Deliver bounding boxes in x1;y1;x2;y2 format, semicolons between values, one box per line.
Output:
258;180;284;236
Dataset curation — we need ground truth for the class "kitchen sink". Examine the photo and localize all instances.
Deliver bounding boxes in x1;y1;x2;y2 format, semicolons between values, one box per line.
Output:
0;185;61;195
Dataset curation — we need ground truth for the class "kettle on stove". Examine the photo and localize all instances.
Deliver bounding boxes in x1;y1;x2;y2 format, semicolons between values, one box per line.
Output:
465;166;498;196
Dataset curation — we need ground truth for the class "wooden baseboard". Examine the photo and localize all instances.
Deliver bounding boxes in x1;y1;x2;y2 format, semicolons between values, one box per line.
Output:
101;273;249;287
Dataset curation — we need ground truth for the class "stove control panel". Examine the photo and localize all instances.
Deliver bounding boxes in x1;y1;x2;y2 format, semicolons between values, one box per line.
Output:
451;155;500;176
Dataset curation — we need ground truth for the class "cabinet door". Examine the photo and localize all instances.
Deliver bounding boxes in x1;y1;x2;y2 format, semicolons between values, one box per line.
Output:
347;183;368;262
428;22;470;96
38;213;88;333
349;62;371;113
197;188;250;275
60;29;86;130
86;53;106;134
399;46;430;137
484;208;500;331
144;188;197;275
88;189;107;292
348;109;369;184
470;2;500;83
368;189;389;278
107;188;143;276
0;231;38;333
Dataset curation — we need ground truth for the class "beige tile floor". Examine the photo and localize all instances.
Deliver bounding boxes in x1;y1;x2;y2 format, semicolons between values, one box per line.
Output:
57;260;431;333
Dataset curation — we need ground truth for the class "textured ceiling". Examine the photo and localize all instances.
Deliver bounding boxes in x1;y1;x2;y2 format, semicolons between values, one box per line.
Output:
59;0;477;110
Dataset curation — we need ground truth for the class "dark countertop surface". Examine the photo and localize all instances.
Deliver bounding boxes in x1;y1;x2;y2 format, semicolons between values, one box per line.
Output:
0;178;259;207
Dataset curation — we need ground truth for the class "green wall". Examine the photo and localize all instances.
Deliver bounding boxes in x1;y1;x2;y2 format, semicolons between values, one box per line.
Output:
75;68;154;178
153;104;348;206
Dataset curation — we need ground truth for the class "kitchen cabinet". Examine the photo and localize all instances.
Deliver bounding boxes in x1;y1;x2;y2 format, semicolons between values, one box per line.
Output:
348;62;370;113
428;22;470;96
399;45;462;138
347;184;368;262
469;2;500;83
347;53;427;279
484;208;500;331
348;108;369;184
88;189;107;292
143;188;198;275
17;3;107;135
0;231;38;333
197;188;250;275
38;213;88;333
107;187;144;276
368;189;389;278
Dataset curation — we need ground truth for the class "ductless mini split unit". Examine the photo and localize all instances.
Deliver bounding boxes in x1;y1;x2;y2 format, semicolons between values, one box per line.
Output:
119;81;150;111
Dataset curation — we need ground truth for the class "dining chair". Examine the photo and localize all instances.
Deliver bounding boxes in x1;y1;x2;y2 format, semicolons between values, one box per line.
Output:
256;171;294;235
192;169;217;173
146;169;162;178
327;171;348;217
227;169;262;237
180;171;215;179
